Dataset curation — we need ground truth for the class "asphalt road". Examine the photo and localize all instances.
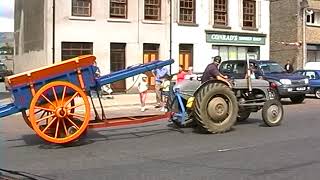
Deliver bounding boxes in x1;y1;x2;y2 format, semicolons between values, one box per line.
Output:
1;97;320;180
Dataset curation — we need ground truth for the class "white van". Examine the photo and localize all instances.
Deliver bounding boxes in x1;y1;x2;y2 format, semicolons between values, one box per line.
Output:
304;62;320;70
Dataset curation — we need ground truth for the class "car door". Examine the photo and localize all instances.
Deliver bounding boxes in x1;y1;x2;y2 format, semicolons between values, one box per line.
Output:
305;71;319;91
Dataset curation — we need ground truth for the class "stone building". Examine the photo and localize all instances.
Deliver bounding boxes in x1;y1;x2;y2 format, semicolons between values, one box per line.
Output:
14;0;270;92
270;0;320;69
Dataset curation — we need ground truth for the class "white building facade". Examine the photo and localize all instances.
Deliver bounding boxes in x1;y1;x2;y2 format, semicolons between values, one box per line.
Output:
14;0;270;92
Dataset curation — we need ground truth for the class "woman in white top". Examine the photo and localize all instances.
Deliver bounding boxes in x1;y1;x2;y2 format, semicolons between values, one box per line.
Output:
138;74;149;112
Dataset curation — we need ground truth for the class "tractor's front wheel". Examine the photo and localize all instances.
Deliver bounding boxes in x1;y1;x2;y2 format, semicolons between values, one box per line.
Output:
262;99;283;127
194;82;238;133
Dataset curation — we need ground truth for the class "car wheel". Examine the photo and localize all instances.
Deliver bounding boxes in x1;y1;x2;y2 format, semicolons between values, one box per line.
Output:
315;89;320;99
290;95;305;104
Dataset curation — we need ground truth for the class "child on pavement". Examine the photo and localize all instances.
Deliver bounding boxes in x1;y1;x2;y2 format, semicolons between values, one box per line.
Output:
160;74;171;112
138;74;149;112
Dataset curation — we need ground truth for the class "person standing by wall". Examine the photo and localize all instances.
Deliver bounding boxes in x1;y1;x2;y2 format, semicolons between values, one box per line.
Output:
176;65;186;84
152;66;168;108
137;74;149;112
284;60;294;73
160;74;171;112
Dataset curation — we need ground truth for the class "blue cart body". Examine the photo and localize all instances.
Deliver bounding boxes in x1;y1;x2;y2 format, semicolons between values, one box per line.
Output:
0;56;174;118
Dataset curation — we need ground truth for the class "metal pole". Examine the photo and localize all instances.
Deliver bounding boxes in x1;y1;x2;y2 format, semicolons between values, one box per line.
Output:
302;7;306;69
169;0;172;74
52;0;55;64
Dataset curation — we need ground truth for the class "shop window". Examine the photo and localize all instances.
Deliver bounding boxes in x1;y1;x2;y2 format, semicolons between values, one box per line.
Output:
72;0;92;17
179;0;196;24
145;0;161;21
61;42;93;60
214;0;228;26
110;0;127;19
212;46;260;61
243;0;256;28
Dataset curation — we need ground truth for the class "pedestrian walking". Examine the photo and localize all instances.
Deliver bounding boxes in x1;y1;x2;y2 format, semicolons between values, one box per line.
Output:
138;74;149;112
152;66;169;108
160;74;171;112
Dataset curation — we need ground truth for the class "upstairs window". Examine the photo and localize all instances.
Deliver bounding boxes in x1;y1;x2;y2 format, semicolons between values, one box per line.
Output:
243;0;256;28
72;0;92;17
144;0;161;21
110;0;127;19
179;0;196;24
214;0;228;26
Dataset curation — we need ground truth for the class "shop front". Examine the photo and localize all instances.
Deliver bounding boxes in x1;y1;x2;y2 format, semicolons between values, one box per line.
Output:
206;31;267;61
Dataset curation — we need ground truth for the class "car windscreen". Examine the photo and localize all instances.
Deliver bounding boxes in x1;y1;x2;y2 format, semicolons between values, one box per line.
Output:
0;65;6;71
220;61;246;75
258;62;286;73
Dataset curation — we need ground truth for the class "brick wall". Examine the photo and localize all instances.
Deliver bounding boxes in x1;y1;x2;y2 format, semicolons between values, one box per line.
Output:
270;0;300;67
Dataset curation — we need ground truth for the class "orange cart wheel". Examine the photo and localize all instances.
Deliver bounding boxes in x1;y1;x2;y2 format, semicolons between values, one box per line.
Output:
22;99;76;130
29;81;90;144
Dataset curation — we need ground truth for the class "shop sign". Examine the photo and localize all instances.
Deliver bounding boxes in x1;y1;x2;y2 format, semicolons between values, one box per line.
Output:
206;32;266;45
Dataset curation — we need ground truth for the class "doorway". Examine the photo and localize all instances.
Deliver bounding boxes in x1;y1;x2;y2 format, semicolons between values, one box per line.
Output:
143;43;160;90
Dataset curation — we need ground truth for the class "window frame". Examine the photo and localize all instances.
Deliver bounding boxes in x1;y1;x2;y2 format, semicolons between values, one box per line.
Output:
242;0;256;29
61;42;93;61
109;0;128;19
179;0;196;24
71;0;92;17
144;0;161;21
214;0;228;27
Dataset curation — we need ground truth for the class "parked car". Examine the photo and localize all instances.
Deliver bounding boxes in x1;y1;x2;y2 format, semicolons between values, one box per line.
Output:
294;69;320;98
0;63;13;82
219;60;310;103
304;62;320;70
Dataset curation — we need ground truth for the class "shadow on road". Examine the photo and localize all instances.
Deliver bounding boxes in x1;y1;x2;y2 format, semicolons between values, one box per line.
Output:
6;124;185;149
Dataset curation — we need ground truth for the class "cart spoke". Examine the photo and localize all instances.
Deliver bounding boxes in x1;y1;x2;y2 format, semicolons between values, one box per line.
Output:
36;113;55;123
55;119;60;138
66;117;80;130
61;86;67;103
65;92;79;107
41;94;57;108
62;119;68;136
68;103;84;110
52;87;59;106
68;113;85;119
35;106;55;112
42;117;57;133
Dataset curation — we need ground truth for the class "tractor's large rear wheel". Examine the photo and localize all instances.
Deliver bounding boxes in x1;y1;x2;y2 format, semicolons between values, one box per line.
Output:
194;82;238;133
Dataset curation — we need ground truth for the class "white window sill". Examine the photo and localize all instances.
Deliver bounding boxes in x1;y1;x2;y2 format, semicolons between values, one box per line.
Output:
142;20;164;24
107;18;131;23
306;23;320;27
69;16;96;21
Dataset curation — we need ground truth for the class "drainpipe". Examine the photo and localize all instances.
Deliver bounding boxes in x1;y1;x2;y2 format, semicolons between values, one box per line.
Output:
169;0;172;74
52;0;55;64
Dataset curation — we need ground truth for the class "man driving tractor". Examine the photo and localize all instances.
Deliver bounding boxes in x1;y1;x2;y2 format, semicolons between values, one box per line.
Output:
201;56;231;87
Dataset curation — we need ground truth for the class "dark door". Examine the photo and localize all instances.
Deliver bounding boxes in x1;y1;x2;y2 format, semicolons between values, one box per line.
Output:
110;43;126;92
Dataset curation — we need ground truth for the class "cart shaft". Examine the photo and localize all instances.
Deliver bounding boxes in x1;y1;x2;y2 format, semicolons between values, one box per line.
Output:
97;59;174;87
0;103;20;118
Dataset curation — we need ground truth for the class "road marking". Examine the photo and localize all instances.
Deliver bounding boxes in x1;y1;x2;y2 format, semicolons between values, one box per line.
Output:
217;144;257;152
